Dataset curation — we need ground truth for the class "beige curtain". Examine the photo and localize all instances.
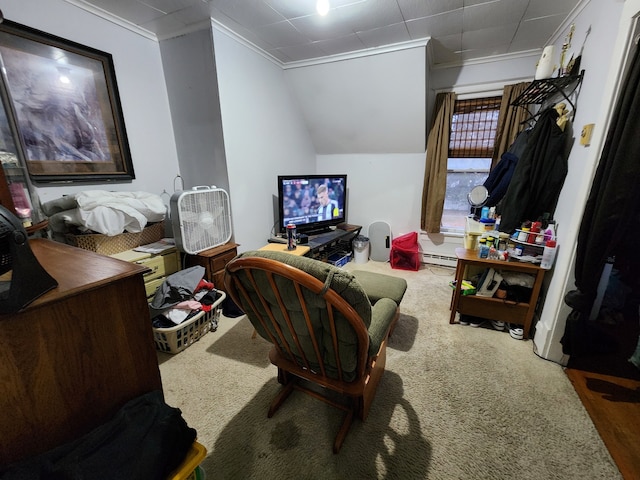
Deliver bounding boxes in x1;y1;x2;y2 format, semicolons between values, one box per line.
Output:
491;82;530;168
420;92;455;234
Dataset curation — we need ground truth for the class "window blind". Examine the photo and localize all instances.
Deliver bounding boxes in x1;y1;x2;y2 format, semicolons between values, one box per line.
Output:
449;96;502;158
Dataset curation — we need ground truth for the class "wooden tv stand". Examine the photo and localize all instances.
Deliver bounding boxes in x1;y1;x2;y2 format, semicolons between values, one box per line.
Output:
449;247;546;339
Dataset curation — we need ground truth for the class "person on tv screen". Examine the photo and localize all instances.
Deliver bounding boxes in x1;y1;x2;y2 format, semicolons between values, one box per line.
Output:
316;184;339;220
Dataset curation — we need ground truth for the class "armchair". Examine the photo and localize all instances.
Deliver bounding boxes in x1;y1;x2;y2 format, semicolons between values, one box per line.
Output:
223;250;406;453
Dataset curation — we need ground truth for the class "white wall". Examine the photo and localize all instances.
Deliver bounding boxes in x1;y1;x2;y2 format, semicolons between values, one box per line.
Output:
160;29;229;194
283;47;426;238
316;153;425;238
0;0;180;205
212;27;317;252
285;47;427;155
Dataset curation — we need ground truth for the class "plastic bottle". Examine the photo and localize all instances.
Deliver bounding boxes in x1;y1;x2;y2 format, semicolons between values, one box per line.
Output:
540;240;557;269
478;238;489;258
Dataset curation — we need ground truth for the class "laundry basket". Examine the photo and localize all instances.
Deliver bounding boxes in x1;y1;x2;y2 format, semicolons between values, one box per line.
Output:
153;290;225;354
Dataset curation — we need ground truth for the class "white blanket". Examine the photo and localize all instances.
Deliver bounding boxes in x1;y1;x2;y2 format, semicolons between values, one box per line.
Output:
42;191;167;236
74;190;166;236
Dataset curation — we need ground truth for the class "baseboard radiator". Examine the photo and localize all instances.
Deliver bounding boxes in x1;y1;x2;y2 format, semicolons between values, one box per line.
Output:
422;252;458;268
419;232;461;268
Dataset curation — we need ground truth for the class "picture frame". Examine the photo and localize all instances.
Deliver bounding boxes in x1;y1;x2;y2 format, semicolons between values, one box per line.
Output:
0;20;134;183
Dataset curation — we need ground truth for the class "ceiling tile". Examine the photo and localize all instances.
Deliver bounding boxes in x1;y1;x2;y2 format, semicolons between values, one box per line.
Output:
276;42;328;62
164;1;211;26
140;13;188;37
396;0;463;19
265;46;293;63
523;0;581;20
315;33;367;56
289;0;406;41
405;10;463;39
90;0;166;24
211;0;286;28
462;0;528;32
290;13;357;41
357;22;412;49
255;20;310;48
460;43;509;60
461;24;518;51
138;0;199;14
509;14;564;52
265;0;356;19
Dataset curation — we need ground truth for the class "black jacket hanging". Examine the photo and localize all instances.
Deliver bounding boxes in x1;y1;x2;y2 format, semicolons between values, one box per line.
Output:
561;43;640;357
497;108;568;233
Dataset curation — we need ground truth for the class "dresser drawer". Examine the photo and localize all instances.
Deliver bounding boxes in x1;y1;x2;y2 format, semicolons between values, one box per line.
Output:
210;249;237;272
136;251;180;282
145;277;166;299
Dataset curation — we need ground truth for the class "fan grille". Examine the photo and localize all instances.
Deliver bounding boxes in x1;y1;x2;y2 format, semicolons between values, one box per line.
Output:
172;188;232;254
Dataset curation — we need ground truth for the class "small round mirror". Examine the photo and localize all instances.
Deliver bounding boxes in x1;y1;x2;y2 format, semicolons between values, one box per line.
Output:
467;185;489;207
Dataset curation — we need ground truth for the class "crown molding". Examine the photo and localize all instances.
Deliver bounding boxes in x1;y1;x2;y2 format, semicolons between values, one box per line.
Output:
432;49;542;70
281;38;429;70
64;0;157;41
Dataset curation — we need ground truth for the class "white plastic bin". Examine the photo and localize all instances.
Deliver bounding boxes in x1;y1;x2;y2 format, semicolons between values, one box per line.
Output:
353;235;369;264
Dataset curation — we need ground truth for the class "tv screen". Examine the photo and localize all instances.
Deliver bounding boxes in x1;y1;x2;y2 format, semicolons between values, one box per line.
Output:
277;174;347;235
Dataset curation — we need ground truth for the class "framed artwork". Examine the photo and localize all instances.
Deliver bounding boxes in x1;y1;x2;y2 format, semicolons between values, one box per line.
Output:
0;20;134;183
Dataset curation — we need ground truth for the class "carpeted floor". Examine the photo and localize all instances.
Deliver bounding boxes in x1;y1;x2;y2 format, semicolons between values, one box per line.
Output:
158;260;621;479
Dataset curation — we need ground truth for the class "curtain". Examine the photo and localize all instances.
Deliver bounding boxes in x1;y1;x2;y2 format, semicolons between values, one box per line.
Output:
562;43;640;357
420;92;455;233
491;82;530;169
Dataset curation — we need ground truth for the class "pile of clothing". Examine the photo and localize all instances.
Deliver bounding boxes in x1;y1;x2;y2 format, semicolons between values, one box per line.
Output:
149;266;223;329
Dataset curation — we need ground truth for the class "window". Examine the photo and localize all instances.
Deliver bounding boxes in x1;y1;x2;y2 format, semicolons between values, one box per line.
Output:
441;96;502;231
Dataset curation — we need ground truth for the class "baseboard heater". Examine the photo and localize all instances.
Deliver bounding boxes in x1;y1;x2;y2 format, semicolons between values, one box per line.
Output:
422;252;457;268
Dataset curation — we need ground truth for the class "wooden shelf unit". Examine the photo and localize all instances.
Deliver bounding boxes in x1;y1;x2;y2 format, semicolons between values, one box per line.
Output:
449;247;546;339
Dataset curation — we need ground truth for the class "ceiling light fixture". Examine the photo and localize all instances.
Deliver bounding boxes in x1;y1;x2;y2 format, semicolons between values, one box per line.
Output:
316;0;330;16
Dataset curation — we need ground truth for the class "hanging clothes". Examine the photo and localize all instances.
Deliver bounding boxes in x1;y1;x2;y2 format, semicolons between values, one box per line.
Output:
562;43;640;357
482;129;530;207
497;107;568;233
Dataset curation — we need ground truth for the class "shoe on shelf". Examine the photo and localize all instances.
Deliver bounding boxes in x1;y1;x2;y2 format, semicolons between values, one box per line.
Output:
509;324;524;340
490;320;505;331
469;317;486;328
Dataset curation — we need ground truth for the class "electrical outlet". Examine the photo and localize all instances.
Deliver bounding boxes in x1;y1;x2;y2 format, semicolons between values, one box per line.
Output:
580;124;595;146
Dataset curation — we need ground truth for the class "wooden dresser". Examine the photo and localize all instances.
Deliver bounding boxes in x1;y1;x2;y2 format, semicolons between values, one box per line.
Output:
185;242;238;291
0;239;162;467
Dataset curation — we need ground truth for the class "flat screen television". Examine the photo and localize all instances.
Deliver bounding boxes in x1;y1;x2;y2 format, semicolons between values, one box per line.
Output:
277;174;347;235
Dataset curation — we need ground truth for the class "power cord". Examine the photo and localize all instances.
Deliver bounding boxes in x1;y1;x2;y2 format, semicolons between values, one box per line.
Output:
270;219;280;238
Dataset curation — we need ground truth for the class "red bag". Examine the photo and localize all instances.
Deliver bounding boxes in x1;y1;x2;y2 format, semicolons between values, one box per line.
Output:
390;232;420;271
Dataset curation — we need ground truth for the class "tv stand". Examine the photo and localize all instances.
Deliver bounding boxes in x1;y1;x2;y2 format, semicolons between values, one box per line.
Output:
306;223;361;262
262;224;361;264
304;226;333;236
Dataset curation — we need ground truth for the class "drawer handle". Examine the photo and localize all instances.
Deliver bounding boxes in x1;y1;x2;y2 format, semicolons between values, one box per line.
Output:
143;266;159;277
